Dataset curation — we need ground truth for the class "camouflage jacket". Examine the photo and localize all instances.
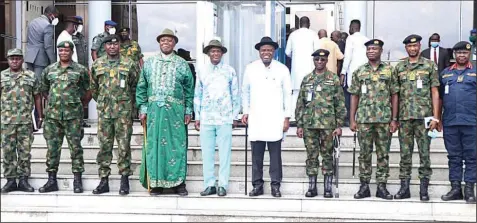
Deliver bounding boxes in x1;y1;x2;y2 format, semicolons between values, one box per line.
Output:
1;68;39;124
91;32;109;59
73;33;88;67
40;62;90;120
91;56;138;119
348;62;398;124
120;40;143;64
394;57;439;120
295;70;346;129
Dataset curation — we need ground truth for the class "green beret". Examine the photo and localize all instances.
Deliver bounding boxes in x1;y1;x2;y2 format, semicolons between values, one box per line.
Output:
452;41;472;51
311;49;330;57
103;35;119;44
402;34;422;44
365;39;384;47
57;40;74;49
7;48;23;57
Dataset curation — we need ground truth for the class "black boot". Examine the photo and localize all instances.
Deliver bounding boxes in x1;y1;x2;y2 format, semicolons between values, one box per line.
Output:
464;182;476;204
73;173;83;193
92;177;109;194
305;176;317;197
420;178;430;201
175;183;188;196
119;175;130;195
394;179;410;199
354;180;371;199
271;185;281;197
17;176;34;192
376;183;393;200
1;178;17;193
441;181;463;201
39;172;59;193
323;175;333;198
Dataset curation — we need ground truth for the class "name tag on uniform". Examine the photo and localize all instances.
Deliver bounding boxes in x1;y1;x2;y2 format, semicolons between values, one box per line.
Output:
307;91;312;102
361;84;367;94
120;79;125;88
445;84;449;94
417;79;423;89
316;85;322;92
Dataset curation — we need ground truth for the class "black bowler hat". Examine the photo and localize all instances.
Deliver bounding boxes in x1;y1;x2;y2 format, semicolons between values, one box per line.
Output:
365;39;384;47
403;34;422;44
254;36;279;50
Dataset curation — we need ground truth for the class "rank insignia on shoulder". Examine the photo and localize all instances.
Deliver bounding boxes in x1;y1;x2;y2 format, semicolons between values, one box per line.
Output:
467;73;476;77
442;74;454;78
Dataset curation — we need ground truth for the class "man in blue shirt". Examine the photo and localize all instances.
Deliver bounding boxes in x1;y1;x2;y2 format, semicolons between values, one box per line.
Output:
439;41;476;203
194;40;240;197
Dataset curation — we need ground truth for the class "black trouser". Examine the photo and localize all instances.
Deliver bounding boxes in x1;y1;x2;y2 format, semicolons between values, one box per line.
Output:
251;140;282;188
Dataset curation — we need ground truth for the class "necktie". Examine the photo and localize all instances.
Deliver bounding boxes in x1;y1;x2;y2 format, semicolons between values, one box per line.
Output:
433;48;437;65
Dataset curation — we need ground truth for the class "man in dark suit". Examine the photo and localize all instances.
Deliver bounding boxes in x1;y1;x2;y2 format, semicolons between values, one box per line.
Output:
421;33;451;74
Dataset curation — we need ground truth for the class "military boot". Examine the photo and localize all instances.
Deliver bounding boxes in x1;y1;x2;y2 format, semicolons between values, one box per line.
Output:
1;178;17;193
394;179;410;199
354;180;371;199
464;182;476;204
420;178;430;201
376;183;393;200
73;173;83;193
39;172;59;193
17;176;34;192
441;181;463;201
305;175;318;197
92;177;109;194
119;175;130;195
323;175;333;198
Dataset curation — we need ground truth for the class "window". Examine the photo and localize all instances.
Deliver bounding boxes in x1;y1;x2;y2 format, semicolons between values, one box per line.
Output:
1;0;17;70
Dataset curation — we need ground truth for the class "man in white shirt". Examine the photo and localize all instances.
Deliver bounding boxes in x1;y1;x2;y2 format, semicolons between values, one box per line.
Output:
56;16;80;62
340;20;369;126
285;16;320;121
242;37;292;198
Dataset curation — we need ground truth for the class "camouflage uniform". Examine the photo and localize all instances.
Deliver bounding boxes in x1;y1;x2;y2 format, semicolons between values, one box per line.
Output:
120;40;143;120
295;70;346;176
91;55;137;178
395;56;439;180
40;61;90;173
91;32;109;59
73;32;88;68
348;62;398;183
1;64;38;178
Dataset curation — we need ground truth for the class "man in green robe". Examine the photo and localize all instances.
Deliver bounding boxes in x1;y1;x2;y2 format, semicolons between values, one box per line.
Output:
136;28;194;196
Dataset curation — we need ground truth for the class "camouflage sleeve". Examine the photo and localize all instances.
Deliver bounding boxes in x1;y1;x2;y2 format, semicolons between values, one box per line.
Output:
390;65;399;95
81;66;90;92
334;76;346;128
347;68;360;95
295;80;306;128
90;62;99;101
438;69;445;99
91;35;101;51
30;71;40;96
129;61;138;98
40;66;50;95
137;43;143;58
429;62;440;87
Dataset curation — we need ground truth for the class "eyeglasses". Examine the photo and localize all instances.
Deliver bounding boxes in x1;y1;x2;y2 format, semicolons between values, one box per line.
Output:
313;58;327;62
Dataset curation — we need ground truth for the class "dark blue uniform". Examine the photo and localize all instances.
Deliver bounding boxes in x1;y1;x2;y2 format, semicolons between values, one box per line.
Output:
439;64;476;184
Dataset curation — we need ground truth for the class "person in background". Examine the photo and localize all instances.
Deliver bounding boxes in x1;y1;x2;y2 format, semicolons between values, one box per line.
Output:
56;16;81;62
331;30;346;75
421;33;451;75
470;29;476;68
341;32;349;43
318;29;344;75
91;20;117;61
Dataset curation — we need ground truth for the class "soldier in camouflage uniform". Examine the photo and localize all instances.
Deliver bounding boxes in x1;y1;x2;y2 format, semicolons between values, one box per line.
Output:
295;49;346;198
393;35;440;201
38;40;91;194
348;39;399;200
118;27;143;121
90;35;137;195
91;20;117;61
1;49;42;193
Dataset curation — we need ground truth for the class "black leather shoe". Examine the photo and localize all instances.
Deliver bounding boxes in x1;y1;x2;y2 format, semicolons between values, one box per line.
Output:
39;172;59;193
271;186;281;197
248;187;264;197
420;178;430;201
376;183;393;200
442;181;463;201
73;173;83;193
464;182;476;204
119;175;130;195
1;178;17;193
176;183;188;196
92;177;109;194
218;187;227;196
305;176;318;197
394;179;411;199
323;175;333;198
354;180;371;199
150;187;163;196
17;176;34;192
200;186;216;196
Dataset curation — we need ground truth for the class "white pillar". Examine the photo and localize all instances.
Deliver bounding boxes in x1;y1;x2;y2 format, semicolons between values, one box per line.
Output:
87;0;111;121
343;1;367;36
265;1;272;37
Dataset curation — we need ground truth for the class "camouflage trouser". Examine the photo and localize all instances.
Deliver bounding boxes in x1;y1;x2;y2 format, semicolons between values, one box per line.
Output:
1;124;33;178
357;123;391;183
44;118;84;173
304;128;333;176
398;119;432;179
97;115;133;177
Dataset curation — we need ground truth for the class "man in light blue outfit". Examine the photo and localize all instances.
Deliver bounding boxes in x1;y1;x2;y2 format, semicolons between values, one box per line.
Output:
194;39;240;197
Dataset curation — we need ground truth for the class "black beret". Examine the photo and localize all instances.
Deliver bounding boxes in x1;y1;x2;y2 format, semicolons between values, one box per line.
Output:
311;49;330;57
119;27;130;33
402;34;422;44
103;35;119;44
452;41;472;51
365;39;384;47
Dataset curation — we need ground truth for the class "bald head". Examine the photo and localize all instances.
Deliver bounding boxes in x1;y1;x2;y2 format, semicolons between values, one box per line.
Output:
299;16;310;28
318;29;327;39
331;31;341;42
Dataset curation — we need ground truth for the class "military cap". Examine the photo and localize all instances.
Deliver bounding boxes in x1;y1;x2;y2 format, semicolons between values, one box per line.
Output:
64;16;80;24
119;27;130;33
402;34;422;44
104;20;117;26
471;28;477;34
364;39;384;47
57;40;74;49
452;41;472;51
6;48;23;57
156;28;179;43
311;49;330;57
74;16;83;25
103;35;119;44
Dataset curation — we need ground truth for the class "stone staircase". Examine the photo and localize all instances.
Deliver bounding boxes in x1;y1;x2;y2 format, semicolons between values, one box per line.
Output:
1;123;476;222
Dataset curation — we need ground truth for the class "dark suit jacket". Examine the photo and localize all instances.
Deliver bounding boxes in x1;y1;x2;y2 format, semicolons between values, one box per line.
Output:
421;47;451;74
25;15;56;67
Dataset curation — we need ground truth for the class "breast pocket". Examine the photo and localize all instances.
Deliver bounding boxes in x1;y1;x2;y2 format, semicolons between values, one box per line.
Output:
1;78;12;92
378;76;390;91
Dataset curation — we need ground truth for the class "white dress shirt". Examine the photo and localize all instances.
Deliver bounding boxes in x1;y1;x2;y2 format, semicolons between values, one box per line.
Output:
341;31;369;87
56;30;78;62
430;47;439;65
285;28;321;90
242;60;292;142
